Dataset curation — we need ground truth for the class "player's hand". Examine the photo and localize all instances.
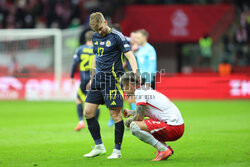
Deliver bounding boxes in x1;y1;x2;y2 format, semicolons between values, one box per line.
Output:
71;78;75;85
131;44;139;52
123;109;130;118
86;81;91;91
124;118;133;127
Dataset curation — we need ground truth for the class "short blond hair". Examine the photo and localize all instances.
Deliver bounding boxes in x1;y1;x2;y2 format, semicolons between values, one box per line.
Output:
136;29;149;39
89;12;105;31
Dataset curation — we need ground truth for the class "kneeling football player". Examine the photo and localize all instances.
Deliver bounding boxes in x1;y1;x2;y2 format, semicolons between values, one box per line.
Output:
121;72;184;161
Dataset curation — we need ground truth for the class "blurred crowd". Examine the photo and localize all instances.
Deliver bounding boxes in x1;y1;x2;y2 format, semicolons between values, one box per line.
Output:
222;5;250;67
0;0;241;29
0;0;122;29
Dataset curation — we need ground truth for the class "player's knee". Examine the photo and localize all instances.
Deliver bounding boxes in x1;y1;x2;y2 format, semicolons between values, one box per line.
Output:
110;109;122;123
130;121;140;136
84;109;95;119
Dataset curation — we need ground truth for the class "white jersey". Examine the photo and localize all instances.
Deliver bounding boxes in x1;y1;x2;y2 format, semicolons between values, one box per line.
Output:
135;86;184;126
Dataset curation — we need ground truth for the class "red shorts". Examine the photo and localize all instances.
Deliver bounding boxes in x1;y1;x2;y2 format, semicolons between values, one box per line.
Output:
144;119;184;142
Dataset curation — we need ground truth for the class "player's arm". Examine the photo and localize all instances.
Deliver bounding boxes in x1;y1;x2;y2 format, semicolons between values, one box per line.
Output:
124;51;138;74
90;54;96;81
116;34;139;75
70;52;80;85
86;55;96;90
124;105;146;127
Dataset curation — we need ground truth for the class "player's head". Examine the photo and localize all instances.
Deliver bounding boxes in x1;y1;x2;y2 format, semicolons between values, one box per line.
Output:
85;30;94;45
89;12;110;37
112;23;121;32
130;31;137;45
120;72;140;96
136;29;149;46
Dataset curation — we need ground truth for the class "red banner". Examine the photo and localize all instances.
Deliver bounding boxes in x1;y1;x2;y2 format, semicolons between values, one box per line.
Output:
0;77;79;100
157;74;250;99
120;5;234;42
1;74;249;100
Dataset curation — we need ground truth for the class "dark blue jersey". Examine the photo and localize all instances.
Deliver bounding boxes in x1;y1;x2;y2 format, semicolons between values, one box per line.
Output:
92;29;131;80
70;44;94;81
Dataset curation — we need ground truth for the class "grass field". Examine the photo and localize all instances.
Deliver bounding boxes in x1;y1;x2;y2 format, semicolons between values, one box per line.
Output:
0;100;249;167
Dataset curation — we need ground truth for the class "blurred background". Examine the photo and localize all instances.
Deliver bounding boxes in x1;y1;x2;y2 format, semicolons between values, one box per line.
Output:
0;0;249;100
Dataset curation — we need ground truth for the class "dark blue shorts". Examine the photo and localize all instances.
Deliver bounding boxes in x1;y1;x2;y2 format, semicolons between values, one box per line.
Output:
85;76;123;108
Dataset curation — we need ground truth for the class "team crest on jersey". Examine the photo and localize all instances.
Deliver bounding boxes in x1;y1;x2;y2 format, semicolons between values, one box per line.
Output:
94;41;98;45
106;40;111;47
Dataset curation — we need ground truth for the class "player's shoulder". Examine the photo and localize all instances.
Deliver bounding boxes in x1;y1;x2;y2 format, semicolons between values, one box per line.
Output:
144;42;154;49
111;29;126;41
93;32;99;37
74;45;85;55
76;44;85;51
92;32;101;40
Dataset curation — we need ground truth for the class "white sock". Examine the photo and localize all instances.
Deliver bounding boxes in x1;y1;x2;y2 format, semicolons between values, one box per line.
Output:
130;121;167;151
161;142;169;148
154;142;168;151
96;143;105;148
79;120;84;124
113;149;121;153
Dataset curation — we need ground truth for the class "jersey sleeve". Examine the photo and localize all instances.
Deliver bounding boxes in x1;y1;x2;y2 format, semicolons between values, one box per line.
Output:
135;89;147;106
116;33;131;53
70;48;81;78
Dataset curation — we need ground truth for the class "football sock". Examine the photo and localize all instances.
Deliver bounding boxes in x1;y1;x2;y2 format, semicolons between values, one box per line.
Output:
160;142;169;148
95;108;100;120
155;142;168;151
114;120;124;150
77;103;83;121
130;103;136;111
130;121;167;151
86;117;102;145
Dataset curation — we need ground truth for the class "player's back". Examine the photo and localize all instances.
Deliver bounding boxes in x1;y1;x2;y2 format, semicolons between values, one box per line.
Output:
135;86;184;125
75;44;95;81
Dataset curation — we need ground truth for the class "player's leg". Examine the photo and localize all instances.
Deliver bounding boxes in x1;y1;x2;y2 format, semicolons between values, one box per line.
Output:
74;85;86;131
83;102;106;157
107;106;124;159
83;89;106;158
130;121;167;150
95;107;100;120
130;121;173;161
74;98;85;131
103;77;125;159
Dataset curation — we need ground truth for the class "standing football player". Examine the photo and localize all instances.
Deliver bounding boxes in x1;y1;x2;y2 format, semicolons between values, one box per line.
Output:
83;12;138;159
121;72;184;161
70;30;100;131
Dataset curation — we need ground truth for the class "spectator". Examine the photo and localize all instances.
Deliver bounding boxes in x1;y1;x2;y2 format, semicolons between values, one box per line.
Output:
222;34;234;64
234;25;248;66
199;34;213;67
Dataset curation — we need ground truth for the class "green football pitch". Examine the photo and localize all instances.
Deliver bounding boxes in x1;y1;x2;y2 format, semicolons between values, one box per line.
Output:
0;100;249;167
